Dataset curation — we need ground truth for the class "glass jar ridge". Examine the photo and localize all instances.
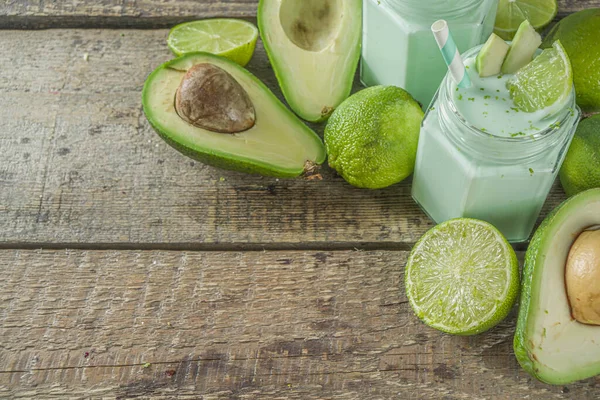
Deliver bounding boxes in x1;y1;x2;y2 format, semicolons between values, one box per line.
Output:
383;0;486;21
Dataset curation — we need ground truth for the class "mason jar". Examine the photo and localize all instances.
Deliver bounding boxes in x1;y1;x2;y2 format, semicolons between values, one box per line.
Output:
411;46;581;243
361;0;498;108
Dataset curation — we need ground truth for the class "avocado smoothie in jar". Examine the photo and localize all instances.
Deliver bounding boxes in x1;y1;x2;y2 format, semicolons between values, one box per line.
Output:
411;44;581;243
361;0;498;108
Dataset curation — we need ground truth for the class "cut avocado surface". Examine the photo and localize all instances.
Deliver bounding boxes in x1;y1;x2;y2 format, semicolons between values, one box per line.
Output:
476;33;510;77
142;52;326;177
514;188;600;384
501;20;542;75
258;0;362;122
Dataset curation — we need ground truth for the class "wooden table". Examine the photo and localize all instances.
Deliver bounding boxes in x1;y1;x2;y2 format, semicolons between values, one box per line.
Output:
1;1;598;398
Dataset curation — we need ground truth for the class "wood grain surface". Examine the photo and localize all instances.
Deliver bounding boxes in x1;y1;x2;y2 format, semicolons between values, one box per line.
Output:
1;249;598;398
0;29;569;249
2;1;600;399
1;0;597;29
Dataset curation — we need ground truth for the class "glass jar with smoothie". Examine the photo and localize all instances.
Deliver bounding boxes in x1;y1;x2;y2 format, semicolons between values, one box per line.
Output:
361;0;498;108
411;44;581;243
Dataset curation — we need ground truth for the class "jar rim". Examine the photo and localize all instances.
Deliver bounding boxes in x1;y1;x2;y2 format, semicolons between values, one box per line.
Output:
440;45;581;145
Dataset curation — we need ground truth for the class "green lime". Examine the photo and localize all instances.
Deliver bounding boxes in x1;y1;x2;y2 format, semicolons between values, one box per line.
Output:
494;0;557;41
559;115;600;197
167;19;258;66
324;86;423;189
405;218;520;335
507;41;573;113
542;9;600;113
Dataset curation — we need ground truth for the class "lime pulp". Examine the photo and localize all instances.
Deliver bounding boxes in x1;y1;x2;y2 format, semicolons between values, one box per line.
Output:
507;41;573;113
494;0;557;41
167;19;259;66
405;218;520;335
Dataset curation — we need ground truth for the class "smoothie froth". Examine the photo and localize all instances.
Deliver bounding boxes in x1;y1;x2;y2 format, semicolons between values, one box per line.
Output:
452;55;571;138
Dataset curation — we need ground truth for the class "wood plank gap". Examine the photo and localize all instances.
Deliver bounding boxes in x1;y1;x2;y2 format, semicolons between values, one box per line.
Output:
0;360;441;376
0;241;424;252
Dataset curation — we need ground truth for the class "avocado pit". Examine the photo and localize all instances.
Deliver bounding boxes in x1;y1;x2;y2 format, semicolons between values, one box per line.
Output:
175;63;255;133
565;228;600;325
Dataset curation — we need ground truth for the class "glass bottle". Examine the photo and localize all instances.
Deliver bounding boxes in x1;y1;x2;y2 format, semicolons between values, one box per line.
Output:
361;0;498;107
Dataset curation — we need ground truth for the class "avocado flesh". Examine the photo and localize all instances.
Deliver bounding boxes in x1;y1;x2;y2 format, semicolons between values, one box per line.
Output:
515;188;600;384
476;33;510;77
142;52;326;177
501;20;542;75
258;0;362;122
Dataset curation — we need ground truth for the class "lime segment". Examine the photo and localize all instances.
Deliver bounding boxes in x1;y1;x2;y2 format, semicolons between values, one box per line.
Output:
167;19;259;66
494;0;557;40
405;218;519;335
507;41;573;113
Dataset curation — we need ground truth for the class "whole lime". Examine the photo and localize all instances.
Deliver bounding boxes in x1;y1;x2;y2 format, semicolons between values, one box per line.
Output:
542;9;600;113
559;114;600;196
324;86;423;189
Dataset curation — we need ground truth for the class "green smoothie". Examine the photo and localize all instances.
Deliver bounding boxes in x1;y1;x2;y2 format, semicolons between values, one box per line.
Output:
412;46;580;242
454;57;565;137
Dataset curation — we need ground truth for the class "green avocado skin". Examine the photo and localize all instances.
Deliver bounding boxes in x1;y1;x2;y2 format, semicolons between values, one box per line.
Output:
142;53;326;178
513;202;563;384
146;116;302;178
514;188;600;385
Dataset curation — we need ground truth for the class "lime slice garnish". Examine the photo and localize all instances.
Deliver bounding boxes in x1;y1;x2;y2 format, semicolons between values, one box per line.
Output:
167;19;259;66
507;41;573;113
405;218;519;335
494;0;557;40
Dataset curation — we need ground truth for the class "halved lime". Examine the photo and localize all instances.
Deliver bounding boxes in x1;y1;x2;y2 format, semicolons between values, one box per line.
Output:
494;0;557;41
405;218;519;335
167;19;259;66
507;41;573;113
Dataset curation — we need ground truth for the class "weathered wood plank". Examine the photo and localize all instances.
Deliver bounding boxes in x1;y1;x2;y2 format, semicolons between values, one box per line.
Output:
0;249;598;398
0;1;258;29
0;29;570;248
0;0;596;29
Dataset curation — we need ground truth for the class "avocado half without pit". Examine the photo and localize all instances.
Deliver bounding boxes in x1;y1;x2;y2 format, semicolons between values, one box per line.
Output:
258;0;362;122
142;52;326;177
514;188;600;384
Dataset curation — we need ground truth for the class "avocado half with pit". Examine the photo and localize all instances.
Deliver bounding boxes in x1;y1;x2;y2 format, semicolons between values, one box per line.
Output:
515;188;600;384
258;0;362;122
142;52;326;177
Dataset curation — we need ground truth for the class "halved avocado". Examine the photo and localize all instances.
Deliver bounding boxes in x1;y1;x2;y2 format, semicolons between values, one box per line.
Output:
258;0;362;122
514;188;600;384
142;52;326;177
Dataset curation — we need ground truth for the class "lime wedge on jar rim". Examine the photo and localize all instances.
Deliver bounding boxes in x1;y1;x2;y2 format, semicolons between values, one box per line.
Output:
167;19;258;66
494;0;557;41
507;40;573;113
405;218;520;335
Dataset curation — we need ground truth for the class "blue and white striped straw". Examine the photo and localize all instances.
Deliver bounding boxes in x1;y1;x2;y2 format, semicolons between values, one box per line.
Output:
431;20;471;89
